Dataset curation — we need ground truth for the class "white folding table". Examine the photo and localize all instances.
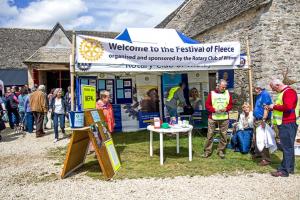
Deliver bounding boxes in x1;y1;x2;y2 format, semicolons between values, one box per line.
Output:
147;125;193;165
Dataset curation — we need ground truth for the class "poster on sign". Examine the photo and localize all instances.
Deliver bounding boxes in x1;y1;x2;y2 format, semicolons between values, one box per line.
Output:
218;69;234;90
136;75;160;128
104;139;121;172
81;85;96;110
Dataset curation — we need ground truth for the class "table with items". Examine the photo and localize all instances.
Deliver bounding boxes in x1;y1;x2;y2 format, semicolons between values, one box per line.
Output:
147;124;193;165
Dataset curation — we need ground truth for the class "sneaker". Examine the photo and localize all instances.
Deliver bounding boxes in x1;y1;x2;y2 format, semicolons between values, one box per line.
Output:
36;133;44;138
271;171;288;177
218;151;225;159
202;152;211;158
62;128;65;134
53;138;58;143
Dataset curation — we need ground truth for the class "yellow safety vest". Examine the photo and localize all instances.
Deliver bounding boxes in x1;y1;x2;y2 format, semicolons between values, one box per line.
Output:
211;90;230;120
272;88;300;125
167;87;180;101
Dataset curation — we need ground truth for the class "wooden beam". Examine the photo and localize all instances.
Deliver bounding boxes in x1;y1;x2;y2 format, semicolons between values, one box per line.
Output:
246;38;254;110
70;31;76;111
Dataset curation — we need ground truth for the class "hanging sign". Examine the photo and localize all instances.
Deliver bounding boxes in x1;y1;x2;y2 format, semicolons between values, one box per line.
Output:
75;35;241;72
82;85;96;110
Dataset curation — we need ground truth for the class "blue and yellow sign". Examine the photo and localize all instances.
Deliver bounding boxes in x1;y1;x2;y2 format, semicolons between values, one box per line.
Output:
105;139;121;172
82;85;96;110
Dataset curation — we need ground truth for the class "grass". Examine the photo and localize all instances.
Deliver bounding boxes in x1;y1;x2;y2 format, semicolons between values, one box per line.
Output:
48;130;300;180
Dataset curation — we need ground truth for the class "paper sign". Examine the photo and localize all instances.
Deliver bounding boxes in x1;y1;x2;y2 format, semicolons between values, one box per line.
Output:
105;139;121;172
82;85;96;110
91;110;101;122
117;89;124;98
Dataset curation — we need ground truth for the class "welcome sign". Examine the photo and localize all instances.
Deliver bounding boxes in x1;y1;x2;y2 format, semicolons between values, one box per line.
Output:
75;35;242;72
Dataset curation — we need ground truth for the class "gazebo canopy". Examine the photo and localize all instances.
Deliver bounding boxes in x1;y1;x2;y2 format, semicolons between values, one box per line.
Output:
115;28;199;44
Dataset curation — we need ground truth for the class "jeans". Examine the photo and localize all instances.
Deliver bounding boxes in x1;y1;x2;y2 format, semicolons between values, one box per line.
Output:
19;111;25;130
166;106;177;117
53;113;65;139
26;112;34;133
7;109;20;129
277;122;298;176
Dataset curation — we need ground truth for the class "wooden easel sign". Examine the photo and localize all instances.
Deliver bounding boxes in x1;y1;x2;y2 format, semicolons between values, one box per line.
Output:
61;127;91;179
61;109;121;180
88;123;115;179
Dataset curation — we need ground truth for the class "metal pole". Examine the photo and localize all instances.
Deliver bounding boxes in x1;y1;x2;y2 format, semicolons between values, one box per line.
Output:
70;31;76;111
246;38;254;110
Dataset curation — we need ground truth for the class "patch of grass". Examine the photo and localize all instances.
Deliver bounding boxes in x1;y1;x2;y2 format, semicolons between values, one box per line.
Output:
47;146;67;164
48;130;300;180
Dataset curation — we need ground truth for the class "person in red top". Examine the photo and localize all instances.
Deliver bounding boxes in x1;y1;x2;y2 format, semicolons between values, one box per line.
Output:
203;79;233;159
266;79;298;177
96;90;115;133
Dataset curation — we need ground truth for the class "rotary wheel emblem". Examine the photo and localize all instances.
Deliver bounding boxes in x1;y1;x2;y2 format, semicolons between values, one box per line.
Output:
79;38;103;61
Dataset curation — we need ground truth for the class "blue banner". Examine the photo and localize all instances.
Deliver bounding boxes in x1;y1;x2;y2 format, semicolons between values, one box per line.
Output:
138;112;160;128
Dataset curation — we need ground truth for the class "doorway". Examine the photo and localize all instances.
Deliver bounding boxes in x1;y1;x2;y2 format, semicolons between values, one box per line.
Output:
46;70;70;94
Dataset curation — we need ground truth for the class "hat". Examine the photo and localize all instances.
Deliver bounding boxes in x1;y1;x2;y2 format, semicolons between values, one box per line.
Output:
254;80;265;89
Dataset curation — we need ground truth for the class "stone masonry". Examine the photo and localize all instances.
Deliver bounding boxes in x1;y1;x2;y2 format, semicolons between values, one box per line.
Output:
193;0;300;101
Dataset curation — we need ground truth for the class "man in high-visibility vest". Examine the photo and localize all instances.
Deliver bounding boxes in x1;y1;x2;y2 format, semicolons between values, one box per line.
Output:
165;83;187;117
204;79;233;159
266;79;299;177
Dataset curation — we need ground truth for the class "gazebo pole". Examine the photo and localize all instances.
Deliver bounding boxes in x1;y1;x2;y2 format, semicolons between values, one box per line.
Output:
70;31;76;111
246;38;254;110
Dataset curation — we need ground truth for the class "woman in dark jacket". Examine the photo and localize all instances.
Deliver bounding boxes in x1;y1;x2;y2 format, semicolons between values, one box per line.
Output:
49;88;67;143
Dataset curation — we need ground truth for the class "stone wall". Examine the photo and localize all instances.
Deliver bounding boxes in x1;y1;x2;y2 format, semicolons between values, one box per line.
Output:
193;0;300;102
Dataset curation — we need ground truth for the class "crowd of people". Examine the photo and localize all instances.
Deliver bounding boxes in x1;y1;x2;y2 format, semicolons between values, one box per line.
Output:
202;78;299;177
0;85;71;143
165;78;299;178
0;78;298;178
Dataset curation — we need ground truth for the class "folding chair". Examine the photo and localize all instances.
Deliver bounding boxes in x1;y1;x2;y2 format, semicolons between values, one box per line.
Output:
191;110;208;136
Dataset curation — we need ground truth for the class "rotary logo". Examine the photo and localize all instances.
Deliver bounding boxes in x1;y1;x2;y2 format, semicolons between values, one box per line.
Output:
79;38;103;61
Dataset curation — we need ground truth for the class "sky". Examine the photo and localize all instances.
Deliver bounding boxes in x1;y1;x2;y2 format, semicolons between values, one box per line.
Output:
0;0;184;31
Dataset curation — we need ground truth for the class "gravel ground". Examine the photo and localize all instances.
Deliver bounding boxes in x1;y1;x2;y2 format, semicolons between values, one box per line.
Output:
1;129;300;200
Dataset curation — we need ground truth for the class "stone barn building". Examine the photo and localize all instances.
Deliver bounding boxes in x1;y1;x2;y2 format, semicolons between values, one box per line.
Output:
0;23;117;93
157;0;300;101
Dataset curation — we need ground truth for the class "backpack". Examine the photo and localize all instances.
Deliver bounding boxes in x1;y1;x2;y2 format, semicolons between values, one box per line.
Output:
6;94;18;110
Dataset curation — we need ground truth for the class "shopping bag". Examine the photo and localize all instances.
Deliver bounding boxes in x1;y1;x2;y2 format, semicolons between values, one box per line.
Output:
2;112;8;122
265;124;277;153
256;125;265;152
46;111;52;129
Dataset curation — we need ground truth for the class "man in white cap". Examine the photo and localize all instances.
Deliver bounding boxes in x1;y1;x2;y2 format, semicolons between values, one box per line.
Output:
29;85;48;137
252;80;272;166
